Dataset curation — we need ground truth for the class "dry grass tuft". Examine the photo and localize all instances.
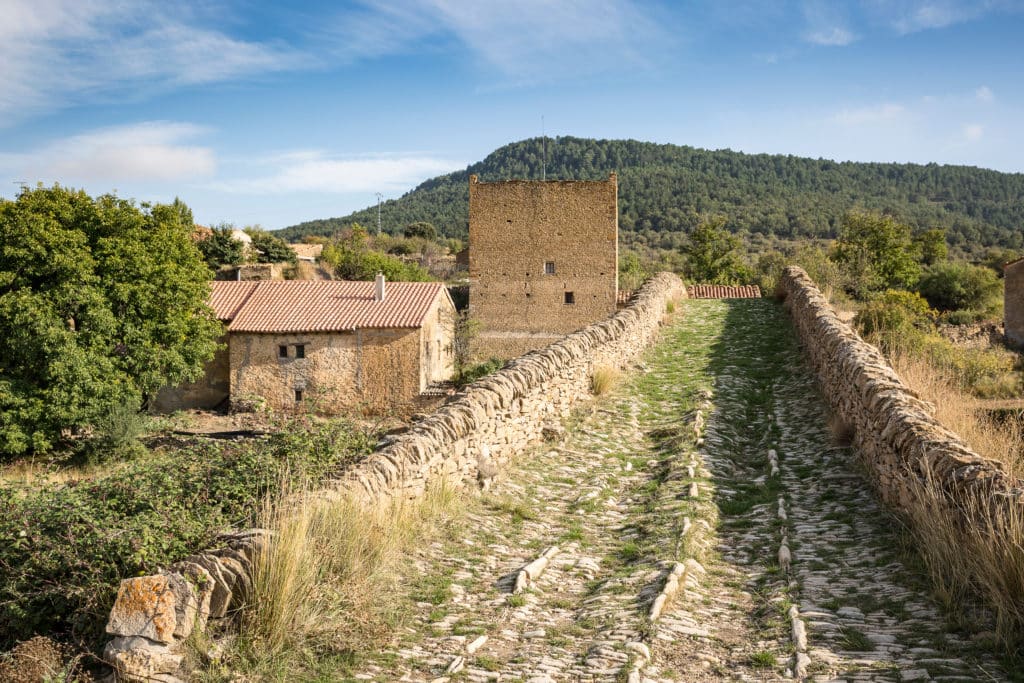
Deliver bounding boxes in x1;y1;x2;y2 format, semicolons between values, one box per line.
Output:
235;476;461;669
590;364;621;396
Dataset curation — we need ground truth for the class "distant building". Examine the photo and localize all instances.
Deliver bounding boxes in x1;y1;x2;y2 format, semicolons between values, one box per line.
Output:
1004;257;1024;345
153;275;455;414
468;173;618;358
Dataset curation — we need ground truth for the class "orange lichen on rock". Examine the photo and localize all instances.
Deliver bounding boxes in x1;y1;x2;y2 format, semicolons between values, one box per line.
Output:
105;575;177;644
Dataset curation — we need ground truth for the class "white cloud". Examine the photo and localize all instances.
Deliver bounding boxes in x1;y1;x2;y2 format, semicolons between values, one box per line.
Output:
323;0;666;83
833;103;906;125
213;153;466;194
862;1;1021;35
0;0;308;125
976;85;995;102
805;26;857;45
0;121;216;184
964;123;984;141
802;1;858;46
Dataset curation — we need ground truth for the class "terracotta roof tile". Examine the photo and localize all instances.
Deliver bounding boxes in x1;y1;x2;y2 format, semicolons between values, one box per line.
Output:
687;284;762;299
215;280;447;333
209;281;260;320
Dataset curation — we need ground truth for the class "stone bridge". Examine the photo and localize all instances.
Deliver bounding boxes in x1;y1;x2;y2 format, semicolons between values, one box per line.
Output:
102;271;1017;681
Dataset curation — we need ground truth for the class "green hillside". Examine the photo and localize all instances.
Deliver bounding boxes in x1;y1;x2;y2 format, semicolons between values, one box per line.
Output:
276;137;1024;254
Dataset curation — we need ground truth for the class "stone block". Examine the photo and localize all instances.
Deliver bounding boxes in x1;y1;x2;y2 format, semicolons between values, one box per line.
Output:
106;576;177;643
104;635;183;682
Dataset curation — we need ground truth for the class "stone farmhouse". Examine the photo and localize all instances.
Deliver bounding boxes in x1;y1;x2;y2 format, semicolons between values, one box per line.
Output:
468;172;618;358
154;275;455;414
1004;257;1024;346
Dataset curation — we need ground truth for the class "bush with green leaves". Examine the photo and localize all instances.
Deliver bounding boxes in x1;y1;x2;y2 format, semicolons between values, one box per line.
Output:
321;225;432;282
680;215;753;284
0;419;374;652
831;211;921;298
854;290;934;341
916;261;1000;315
197;225;245;269
246;228;297;264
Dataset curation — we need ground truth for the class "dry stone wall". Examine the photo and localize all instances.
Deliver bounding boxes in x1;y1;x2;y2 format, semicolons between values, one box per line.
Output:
778;265;1023;513
101;272;684;682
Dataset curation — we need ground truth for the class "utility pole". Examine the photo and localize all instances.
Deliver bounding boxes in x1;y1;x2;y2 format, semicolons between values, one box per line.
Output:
375;192;383;235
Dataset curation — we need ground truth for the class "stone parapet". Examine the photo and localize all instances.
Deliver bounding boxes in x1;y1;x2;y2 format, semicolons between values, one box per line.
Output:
778;265;1022;513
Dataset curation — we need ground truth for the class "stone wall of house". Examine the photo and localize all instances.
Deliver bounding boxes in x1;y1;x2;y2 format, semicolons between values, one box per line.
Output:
778;265;1022;514
229;327;421;414
468;173;618;358
150;337;230;412
418;292;456;388
101;272;684;682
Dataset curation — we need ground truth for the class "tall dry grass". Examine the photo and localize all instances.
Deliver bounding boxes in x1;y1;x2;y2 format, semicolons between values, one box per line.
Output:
890;348;1024;478
235;476;461;669
888;347;1024;648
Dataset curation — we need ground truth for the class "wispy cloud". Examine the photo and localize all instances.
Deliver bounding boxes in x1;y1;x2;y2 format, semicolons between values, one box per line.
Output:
832;103;906;125
0;121;216;184
802;1;858;45
964;123;984;141
322;0;666;84
862;1;1021;35
213;152;466;194
0;0;308;126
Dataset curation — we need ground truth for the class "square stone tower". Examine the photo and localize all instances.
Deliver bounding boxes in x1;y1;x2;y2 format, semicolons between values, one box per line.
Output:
468;172;618;357
1004;257;1024;346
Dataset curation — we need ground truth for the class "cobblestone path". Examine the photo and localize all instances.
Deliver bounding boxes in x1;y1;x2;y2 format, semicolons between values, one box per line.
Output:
354;299;1007;682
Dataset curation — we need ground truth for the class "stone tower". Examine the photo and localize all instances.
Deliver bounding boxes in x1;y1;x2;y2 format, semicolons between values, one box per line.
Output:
468;172;618;358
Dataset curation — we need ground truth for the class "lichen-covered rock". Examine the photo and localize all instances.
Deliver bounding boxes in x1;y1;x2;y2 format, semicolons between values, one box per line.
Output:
104;635;183;682
105;575;177;643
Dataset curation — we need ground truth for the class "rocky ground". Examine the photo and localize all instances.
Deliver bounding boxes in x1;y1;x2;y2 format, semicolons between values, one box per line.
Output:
352;299;1009;682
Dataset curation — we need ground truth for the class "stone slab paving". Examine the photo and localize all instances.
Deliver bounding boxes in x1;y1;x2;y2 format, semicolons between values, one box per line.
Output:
353;299;1009;682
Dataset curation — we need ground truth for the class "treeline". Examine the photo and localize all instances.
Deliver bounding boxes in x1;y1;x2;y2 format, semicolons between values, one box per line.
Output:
277;137;1024;255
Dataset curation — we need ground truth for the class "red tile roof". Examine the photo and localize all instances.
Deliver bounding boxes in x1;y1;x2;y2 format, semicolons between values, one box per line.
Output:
208;280;448;333
687;284;762;299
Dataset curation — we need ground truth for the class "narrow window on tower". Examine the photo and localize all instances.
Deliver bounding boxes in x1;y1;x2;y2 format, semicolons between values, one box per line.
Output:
544;261;556;275
564;291;575;305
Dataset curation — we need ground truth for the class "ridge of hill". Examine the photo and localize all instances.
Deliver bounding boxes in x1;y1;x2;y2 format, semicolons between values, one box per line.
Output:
276;137;1024;254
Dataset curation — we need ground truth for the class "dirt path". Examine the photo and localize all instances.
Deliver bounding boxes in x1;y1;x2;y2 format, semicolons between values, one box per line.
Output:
353;299;1007;682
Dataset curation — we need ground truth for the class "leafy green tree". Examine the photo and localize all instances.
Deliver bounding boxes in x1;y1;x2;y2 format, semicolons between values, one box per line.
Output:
854;289;934;340
403;221;438;241
197;225;244;270
321;224;432;282
916;261;1001;313
681;215;752;284
0;186;222;456
913;228;948;266
618;251;648;291
246;227;297;264
831;211;921;298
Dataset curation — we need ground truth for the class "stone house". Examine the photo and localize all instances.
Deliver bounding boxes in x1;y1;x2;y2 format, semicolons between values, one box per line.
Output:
1004;257;1024;345
468;172;618;358
154;275;455;413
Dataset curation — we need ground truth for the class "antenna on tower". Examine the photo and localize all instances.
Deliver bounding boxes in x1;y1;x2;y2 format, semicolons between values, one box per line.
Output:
542;115;547;181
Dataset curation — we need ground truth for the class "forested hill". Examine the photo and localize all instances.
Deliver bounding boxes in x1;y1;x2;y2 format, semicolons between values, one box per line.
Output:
277;137;1024;252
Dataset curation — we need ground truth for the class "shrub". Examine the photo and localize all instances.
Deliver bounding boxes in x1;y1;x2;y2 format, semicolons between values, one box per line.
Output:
854;290;934;340
455;358;503;387
916;261;1000;313
0;419;374;652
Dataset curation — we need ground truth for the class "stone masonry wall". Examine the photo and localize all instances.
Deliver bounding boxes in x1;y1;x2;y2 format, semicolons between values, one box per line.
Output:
778;265;1022;513
1003;259;1024;346
102;273;684;682
469;174;618;343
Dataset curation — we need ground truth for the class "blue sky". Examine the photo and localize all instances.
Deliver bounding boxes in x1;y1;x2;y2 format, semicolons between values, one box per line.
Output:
1;0;1022;231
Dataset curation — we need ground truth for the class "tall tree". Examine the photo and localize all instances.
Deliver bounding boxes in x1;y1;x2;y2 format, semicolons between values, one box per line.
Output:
831;211;921;297
681;215;751;284
0;186;222;456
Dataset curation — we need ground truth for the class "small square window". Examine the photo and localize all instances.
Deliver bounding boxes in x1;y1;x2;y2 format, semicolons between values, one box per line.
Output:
295;344;306;359
564;291;575;304
544;261;556;275
278;345;288;358
294;389;304;403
